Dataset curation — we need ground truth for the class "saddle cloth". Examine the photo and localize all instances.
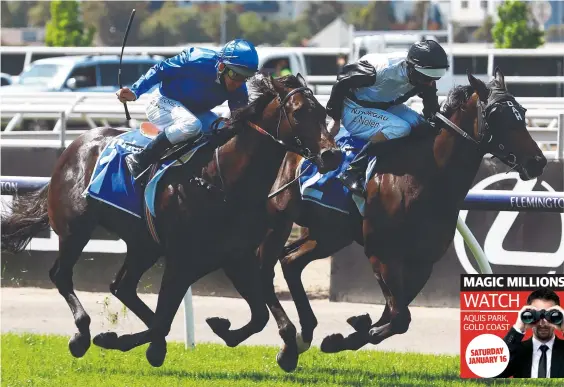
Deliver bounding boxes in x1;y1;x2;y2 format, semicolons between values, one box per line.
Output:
298;127;378;216
84;125;207;219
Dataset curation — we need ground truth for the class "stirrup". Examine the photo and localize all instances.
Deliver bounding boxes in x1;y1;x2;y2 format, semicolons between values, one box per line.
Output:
338;171;366;197
125;154;150;181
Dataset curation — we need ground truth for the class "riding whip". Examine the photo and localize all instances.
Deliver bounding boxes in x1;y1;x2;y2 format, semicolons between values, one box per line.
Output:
119;8;136;121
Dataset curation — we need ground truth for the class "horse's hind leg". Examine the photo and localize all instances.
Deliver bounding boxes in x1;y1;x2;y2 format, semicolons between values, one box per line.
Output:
206;253;270;347
49;219;96;358
93;242;161;350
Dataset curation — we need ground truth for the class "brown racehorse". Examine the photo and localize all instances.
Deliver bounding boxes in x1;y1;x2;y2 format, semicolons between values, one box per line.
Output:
1;74;342;367
258;69;548;372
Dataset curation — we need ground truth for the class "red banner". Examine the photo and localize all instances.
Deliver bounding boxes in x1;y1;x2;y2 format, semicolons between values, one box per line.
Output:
460;275;564;378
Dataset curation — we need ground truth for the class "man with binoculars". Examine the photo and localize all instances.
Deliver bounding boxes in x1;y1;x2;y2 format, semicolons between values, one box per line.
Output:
496;287;564;378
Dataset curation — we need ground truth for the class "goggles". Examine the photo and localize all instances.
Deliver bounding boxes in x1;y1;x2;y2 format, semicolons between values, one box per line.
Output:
225;68;249;82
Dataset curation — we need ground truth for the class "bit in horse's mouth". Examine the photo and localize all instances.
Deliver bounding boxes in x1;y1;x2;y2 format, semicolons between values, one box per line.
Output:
519;167;533;181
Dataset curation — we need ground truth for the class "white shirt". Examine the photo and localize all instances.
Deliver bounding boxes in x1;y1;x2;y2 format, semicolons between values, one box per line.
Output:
352;52;415;104
531;334;555;378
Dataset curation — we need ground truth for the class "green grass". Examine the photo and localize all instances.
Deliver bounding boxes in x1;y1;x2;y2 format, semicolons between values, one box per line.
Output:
0;333;557;387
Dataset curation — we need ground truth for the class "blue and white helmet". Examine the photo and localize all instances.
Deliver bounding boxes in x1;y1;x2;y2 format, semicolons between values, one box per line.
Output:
218;39;259;77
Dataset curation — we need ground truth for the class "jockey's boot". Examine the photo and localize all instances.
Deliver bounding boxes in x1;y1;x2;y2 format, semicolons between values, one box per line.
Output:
337;141;373;197
125;131;172;179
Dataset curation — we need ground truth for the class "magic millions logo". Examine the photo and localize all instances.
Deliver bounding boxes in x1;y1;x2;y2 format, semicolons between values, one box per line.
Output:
454;172;564;274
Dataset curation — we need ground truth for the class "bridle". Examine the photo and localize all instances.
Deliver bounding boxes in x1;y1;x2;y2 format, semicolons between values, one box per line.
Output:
434;90;528;172
247;86;319;160
214;85;324;199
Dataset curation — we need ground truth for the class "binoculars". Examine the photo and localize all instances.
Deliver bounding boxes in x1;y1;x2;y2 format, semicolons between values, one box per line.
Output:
521;308;563;325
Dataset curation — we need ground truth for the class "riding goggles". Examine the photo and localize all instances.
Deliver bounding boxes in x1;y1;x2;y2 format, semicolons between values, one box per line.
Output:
226;68;249;82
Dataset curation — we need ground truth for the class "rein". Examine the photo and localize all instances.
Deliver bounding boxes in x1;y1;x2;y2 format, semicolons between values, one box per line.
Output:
214;85;320;200
434;95;526;170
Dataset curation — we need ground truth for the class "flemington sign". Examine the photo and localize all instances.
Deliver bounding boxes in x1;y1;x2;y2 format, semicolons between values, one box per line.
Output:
455;169;564;275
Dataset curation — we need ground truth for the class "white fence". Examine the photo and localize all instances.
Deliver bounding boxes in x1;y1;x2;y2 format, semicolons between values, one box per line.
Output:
3;44;564;94
1;91;563;158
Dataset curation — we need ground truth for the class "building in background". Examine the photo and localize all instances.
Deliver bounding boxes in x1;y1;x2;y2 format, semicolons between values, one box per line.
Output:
176;0;308;21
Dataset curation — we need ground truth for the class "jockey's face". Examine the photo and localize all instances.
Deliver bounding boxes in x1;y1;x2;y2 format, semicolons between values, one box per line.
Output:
220;64;249;92
408;65;438;87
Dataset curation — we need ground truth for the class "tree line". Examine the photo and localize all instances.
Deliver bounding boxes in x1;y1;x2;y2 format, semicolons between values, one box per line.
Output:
1;0;545;49
1;1;441;47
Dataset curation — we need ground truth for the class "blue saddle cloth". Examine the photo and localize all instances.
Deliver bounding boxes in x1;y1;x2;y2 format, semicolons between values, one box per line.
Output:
84;130;206;219
298;128;377;216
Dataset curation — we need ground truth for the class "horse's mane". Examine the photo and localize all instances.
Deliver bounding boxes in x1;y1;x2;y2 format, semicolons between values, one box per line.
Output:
228;74;320;132
441;78;507;117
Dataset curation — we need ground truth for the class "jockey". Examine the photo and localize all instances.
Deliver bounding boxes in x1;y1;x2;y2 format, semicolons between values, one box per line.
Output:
325;40;449;197
116;39;259;179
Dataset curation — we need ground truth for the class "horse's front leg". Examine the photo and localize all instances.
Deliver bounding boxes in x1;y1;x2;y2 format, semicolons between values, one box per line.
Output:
281;233;351;353
206;252;270;347
258;223;301;372
93;242;160;350
367;256;433;344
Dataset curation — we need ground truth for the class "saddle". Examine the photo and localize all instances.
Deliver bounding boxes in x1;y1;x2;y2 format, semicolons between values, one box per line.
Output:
135;118;234;186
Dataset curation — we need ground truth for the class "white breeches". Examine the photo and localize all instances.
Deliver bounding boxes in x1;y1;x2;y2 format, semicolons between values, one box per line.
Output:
145;89;223;145
341;98;425;141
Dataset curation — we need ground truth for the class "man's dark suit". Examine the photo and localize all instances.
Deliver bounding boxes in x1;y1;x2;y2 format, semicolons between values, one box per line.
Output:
496;327;564;378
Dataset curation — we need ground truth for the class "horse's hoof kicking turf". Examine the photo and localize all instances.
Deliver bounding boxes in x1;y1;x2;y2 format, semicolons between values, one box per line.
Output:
68;332;91;358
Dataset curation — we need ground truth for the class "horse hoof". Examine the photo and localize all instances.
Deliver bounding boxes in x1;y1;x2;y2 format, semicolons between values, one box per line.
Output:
296;332;311;354
93;331;119;350
320;333;345;353
146;341;167;367
368;327;384;345
276;348;298;373
206;317;231;335
346;314;372;332
68;332;91;358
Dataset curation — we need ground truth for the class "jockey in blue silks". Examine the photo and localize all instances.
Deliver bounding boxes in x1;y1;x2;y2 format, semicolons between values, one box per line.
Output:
325;40;450;197
116;39;259;179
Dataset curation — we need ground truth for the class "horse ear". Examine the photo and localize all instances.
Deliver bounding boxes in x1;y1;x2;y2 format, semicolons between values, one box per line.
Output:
494;66;506;90
270;74;286;96
467;71;489;102
296;73;308;88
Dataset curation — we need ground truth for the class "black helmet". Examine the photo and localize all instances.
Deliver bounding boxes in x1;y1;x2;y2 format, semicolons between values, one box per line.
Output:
406;40;449;80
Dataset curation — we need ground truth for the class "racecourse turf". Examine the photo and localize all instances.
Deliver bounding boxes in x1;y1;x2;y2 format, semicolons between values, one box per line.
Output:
0;333;557;387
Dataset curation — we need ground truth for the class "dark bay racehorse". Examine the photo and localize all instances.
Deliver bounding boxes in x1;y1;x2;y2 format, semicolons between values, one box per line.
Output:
258;69;548;371
1;74;342;367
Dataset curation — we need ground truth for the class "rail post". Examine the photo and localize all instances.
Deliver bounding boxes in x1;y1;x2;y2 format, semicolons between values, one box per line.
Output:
558;113;564;159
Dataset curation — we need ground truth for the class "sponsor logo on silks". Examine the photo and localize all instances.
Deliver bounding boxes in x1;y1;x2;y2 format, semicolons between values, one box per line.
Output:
454;172;564;274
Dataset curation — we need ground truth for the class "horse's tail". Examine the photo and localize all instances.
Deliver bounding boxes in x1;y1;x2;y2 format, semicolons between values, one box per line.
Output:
1;183;50;254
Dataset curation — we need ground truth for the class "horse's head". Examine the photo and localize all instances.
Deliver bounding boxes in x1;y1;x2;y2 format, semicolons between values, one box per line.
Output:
441;68;546;180
247;74;342;173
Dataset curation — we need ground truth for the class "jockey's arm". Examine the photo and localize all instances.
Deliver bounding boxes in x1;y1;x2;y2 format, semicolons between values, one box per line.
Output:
326;60;376;121
328;119;340;138
129;50;198;99
418;81;440;120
